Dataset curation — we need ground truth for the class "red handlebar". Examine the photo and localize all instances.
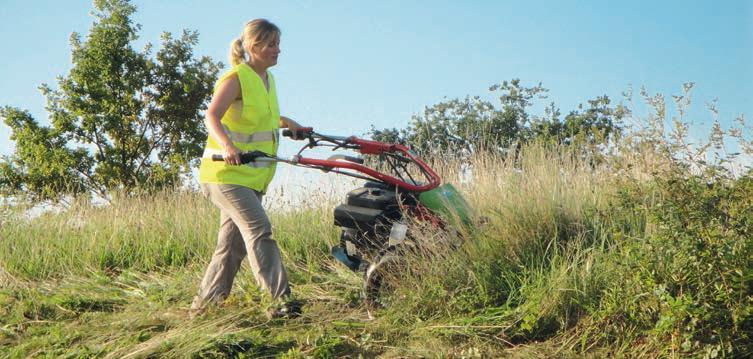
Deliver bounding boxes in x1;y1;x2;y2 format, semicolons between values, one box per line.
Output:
347;137;395;155
296;136;440;192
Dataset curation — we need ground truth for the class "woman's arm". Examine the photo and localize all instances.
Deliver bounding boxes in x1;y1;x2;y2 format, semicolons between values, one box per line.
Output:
205;75;243;165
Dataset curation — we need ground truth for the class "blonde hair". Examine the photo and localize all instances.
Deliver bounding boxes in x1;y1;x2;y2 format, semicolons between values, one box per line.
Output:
229;19;281;66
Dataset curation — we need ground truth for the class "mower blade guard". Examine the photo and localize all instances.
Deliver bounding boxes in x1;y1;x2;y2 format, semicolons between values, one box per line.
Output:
418;183;472;228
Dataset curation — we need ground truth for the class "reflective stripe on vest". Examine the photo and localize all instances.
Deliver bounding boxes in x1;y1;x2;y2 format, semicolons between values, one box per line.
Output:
223;125;276;144
201;148;274;168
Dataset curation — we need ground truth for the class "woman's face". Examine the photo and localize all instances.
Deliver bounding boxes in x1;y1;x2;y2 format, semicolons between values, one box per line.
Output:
248;35;280;69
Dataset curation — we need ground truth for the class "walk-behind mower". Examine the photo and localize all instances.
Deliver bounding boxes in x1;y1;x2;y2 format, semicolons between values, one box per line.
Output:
211;127;471;309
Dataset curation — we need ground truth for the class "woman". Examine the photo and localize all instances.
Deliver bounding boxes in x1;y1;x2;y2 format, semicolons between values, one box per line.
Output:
193;19;303;319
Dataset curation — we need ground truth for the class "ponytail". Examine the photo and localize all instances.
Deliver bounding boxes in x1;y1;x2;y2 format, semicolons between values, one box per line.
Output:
228;38;245;66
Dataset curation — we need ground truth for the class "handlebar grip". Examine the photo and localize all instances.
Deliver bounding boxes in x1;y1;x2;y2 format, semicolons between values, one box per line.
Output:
282;127;313;139
209;152;262;164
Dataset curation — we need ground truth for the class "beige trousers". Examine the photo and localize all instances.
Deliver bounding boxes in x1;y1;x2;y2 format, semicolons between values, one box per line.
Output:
192;183;290;310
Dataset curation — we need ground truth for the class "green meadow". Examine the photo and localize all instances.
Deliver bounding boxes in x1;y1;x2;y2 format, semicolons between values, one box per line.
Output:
2;139;751;358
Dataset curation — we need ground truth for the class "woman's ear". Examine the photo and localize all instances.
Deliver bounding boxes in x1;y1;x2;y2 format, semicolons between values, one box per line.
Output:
243;43;254;58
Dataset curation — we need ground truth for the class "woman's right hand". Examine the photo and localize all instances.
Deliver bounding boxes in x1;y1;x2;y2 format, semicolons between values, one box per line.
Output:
205;73;243;165
222;141;242;165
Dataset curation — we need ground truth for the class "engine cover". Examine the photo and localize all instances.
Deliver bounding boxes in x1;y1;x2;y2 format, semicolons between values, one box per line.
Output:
345;186;398;210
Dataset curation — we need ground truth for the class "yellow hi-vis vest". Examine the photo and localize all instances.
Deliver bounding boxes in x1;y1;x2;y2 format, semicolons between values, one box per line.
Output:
198;63;280;193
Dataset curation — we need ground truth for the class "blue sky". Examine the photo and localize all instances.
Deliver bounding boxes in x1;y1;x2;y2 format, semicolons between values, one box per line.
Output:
1;0;752;160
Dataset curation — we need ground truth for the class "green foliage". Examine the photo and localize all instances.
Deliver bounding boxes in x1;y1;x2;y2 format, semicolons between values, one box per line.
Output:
529;95;627;147
370;79;626;157
0;107;91;199
0;0;221;201
607;171;753;356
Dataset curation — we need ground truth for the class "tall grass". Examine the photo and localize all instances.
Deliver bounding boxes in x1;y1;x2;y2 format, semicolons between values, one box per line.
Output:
1;117;752;356
371;144;627;351
0;190;217;279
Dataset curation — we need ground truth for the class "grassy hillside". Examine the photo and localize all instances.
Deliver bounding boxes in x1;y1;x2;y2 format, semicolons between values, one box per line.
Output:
1;143;751;357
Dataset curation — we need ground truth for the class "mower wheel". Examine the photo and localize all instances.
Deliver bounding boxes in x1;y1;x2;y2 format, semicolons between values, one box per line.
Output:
363;249;402;315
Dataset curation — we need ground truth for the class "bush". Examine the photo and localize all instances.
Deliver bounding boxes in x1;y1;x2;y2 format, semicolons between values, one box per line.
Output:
606;170;753;356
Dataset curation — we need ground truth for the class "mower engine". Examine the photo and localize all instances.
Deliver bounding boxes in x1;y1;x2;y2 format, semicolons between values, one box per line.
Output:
331;182;417;272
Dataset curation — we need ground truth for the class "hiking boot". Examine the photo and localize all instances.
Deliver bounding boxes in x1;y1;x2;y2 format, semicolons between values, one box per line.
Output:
266;299;302;319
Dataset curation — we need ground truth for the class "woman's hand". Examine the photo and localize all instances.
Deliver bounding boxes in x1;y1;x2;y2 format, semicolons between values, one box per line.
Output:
280;116;305;140
221;141;243;165
288;122;303;140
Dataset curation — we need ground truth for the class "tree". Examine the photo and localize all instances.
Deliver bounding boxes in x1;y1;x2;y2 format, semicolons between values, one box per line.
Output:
528;95;627;147
0;0;221;202
370;79;626;158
